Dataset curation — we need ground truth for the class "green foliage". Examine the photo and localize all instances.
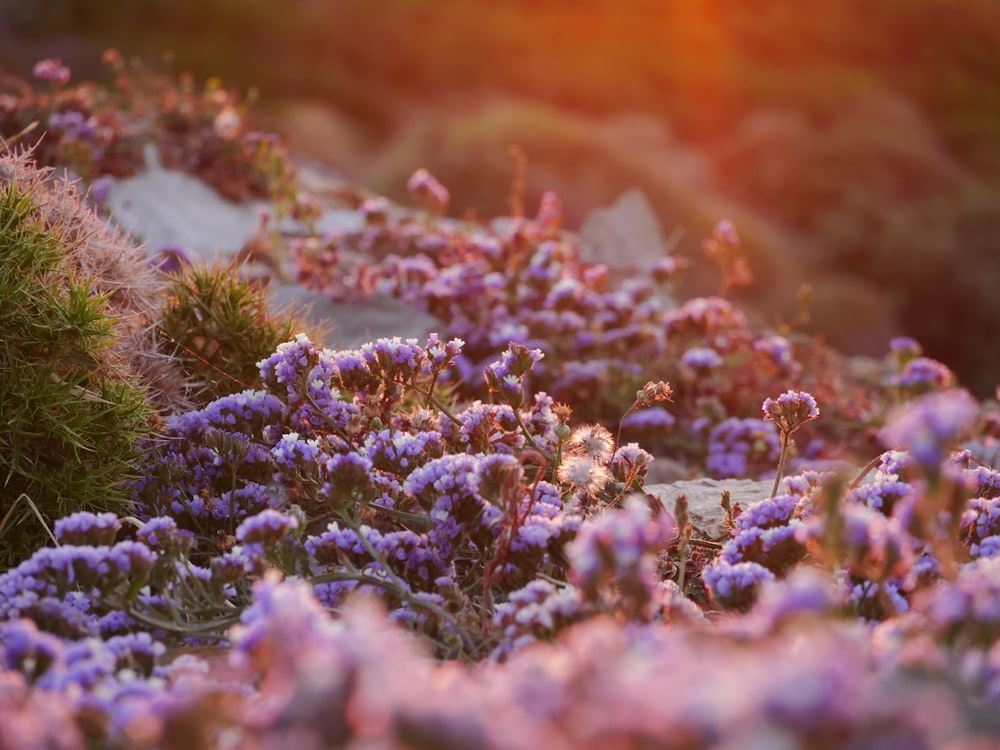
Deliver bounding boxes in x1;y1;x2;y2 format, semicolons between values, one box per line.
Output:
0;161;153;566
157;264;306;405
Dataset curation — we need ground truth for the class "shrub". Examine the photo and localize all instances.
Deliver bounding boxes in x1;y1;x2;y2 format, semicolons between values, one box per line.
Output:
0;151;154;565
156;262;312;407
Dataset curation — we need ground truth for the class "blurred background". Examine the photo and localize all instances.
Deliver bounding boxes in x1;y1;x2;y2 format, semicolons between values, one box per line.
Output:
2;0;999;396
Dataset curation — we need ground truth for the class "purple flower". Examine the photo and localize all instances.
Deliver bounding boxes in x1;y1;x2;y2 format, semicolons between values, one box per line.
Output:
721;524;804;575
736;494;799;532
889;356;955;393
53;512;121;547
751;567;843;626
235;509;299;547
88;174;113;206
406;168;450;215
491;580;590;659
361;337;428;382
271;432;324;471
567;496;675;618
366;428;444;474
753;335;800;376
849;481;914;516
483;343;544;408
609;442;654;485
148;243;193;274
705;417;781;479
972;535;1000;560
32;58;71;84
920;557;1000;648
703;559;775;611
961;497;1000;549
880;389;978;476
762;390;820;437
680;346;724;371
620;406;676;432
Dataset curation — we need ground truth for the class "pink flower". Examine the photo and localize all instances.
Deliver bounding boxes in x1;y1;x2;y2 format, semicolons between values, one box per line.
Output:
32;58;71;85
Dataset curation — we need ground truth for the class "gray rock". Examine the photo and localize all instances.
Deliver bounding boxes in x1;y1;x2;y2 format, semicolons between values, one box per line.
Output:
269;284;445;350
644;478;774;537
578;187;669;270
106;146;266;259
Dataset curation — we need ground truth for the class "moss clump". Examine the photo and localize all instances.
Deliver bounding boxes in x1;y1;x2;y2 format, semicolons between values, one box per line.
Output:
157;263;308;406
0;153;155;565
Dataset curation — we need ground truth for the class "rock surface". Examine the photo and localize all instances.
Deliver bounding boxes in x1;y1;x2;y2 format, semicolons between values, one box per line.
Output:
106;146;267;260
644;478;774;537
578;187;670;270
105;152;445;346
269;286;444;349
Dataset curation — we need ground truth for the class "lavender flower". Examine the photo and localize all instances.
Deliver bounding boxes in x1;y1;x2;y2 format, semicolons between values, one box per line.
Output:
235;510;299;547
484;343;544;408
406;168;450;215
32;58;71;84
365;428;444;475
705;417;781;479
920;556;1000;649
762;390;820;437
620;406;675;432
721;524;805;575
889;356;955;394
53;512;121;547
567;496;674;619
753;335;801;376
491;580;590;660
961;497;1000;549
889;336;922;359
703;559;776;611
680;346;724;371
609;442;654;485
797;501;916;585
880;389;978;477
361;337;428;383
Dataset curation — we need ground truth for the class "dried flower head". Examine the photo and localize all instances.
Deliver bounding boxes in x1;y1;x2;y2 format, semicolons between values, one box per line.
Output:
634;381;674;409
565;424;615;463
557;455;611;498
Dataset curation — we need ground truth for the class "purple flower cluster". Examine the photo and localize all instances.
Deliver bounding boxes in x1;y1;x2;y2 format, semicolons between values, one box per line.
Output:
567;496;675;619
490;580;590;659
484;343;544;408
881;389;979;476
705;417;781;479
288;191;887;471
889;356;956;394
762;389;820;437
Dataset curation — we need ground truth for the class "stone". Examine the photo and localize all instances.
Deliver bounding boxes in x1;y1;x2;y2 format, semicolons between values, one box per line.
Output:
644;478;774;537
106;146;266;260
269;284;445;350
578;187;668;270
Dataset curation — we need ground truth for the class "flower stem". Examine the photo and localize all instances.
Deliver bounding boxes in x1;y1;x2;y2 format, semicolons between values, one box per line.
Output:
771;432;791;499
